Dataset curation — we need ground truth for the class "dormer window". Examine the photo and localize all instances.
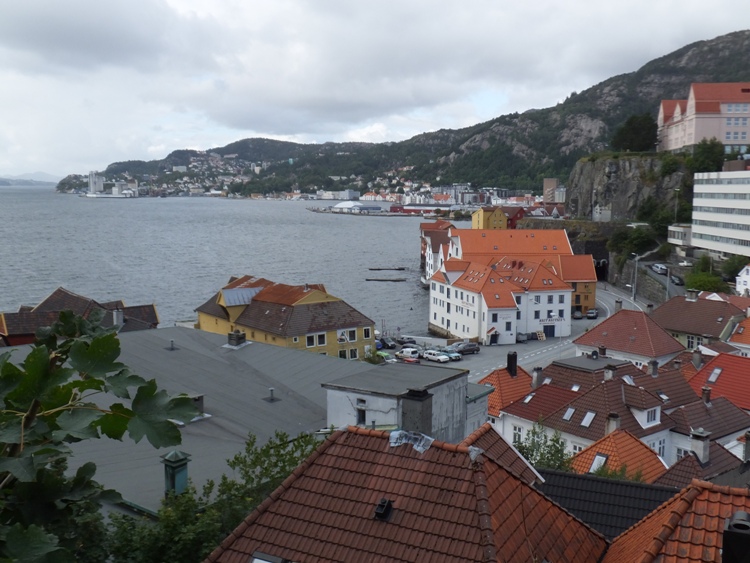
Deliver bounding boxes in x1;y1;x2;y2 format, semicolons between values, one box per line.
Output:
646;408;657;423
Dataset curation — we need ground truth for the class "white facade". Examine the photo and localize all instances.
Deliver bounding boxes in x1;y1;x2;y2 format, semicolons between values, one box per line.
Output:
691;170;750;257
735;263;750;295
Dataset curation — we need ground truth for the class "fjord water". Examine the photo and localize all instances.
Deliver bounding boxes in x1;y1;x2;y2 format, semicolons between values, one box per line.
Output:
0;187;429;335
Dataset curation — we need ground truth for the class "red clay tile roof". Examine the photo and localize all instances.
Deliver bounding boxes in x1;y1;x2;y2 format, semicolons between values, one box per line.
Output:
420;219;454;233
668;396;750;440
451;228;573;257
206;426;608;563
502;384;580;422
692;82;750;104
479;366;532;415
603;479;750;562
571;430;667;484
493;257;571;292
460;422;540;486
650;296;743;339
447;261;519;309
687;353;750;411
558;254;597;282
542;379;675;442
653;443;741;490
729;316;750;346
573;309;684;359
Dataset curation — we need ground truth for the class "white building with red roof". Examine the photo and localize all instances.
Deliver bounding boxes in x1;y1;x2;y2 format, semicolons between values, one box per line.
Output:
657;82;750;153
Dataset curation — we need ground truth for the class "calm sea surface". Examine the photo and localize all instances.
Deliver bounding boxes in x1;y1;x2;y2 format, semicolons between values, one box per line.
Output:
0;187;429;335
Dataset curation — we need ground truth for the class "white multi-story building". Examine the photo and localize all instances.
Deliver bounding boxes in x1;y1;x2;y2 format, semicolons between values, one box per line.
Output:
691;170;750;258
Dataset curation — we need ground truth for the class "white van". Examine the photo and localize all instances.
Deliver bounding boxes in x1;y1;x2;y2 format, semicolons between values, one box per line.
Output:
395;348;419;360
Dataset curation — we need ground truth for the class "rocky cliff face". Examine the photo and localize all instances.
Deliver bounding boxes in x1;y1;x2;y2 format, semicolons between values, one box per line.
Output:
565;156;685;221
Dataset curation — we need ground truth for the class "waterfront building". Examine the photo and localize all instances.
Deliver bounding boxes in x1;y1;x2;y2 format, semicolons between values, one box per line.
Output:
470;206;508;229
657;82;750;154
194;275;375;359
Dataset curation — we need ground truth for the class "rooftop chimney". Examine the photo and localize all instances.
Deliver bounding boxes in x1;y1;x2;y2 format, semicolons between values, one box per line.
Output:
723;511;750;563
745;431;750;463
701;386;711;405
614;299;622;312
228;330;246;346
686;289;698;302
606;413;620;435
111;308;124;326
692;349;703;369
507;352;518;378
646;303;654;315
161;450;191;497
649;360;659;377
603;364;616;381
532;367;542;389
672;358;682;370
598;345;607;357
691;428;711;464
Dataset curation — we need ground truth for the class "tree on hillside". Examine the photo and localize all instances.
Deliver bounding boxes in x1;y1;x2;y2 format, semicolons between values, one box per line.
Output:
722;254;750;280
684;271;729;293
688;138;725;173
514;421;572;471
610;114;658;152
107;430;319;563
0;310;197;562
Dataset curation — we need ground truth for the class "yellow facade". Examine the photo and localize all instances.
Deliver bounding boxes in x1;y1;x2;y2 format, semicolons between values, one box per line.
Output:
471;207;507;230
571;281;597;314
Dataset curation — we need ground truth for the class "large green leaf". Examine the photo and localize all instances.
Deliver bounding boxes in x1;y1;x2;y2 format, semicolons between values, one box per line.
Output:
50;408;102;442
2;524;70;562
127;381;195;448
104;368;146;399
0;456;36;482
68;333;125;378
0;357;25;403
96;403;132;440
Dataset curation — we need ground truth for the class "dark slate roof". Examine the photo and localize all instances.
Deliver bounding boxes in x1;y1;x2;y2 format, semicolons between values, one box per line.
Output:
32;287;99;316
237;299;373;337
536;468;678;540
536;357;643;392
631;368;700;412
711;461;750;488
207;427;608;563
654;442;742;489
1;310;61;336
194;291;227;318
650;295;743;339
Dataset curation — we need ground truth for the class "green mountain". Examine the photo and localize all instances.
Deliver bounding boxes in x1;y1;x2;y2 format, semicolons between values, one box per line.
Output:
95;30;750;192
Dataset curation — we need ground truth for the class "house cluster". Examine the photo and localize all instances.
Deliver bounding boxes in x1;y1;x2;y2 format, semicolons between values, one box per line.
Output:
421;222;597;344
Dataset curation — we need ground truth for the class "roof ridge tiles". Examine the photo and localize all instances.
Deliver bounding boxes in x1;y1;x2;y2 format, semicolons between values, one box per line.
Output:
471;462;498;562
460;422;492;446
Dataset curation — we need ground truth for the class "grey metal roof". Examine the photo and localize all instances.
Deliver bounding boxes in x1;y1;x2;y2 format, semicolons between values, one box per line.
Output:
12;327;383;512
550;356;633;372
322;363;467;397
222;287;262;306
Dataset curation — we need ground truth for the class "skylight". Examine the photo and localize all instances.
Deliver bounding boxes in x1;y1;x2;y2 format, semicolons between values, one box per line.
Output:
581;411;596;427
658;392;669;402
563;407;575;421
708;367;722;383
622;375;634;386
590;454;608;472
543;377;552;385
523;393;535;403
571;384;580;392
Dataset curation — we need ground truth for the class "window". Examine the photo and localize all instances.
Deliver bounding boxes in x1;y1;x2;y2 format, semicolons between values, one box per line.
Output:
349;348;358;360
492;313;498;322
676;447;688;460
317;333;326;346
348;329;356;342
590;454;608;472
339;350;347;359
513;425;523;444
356;408;366;425
516;311;521;320
547;310;553;318
431;282;436;290
563;407;575;421
439;285;444;294
558;295;564;303
446;288;451;298
687;334;695;349
505;321;512;331
534;295;541;304
581;412;596;427
515;296;521;305
534;310;540;319
363;327;371;339
306;335;315;347
657;439;665;458
558;309;564;318
572;444;584;453
547;295;553;304
646;408;657;423
293;336;299;343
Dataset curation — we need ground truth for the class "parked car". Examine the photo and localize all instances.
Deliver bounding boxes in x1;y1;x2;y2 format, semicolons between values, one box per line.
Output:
379;337;397;349
670;274;684;286
376;351;396;363
395;336;416;346
679;260;692;267
451;341;480;355
651;263;668;275
395;348;420;360
436;347;462;361
573;310;583;319
423;350;450;363
586;308;598;319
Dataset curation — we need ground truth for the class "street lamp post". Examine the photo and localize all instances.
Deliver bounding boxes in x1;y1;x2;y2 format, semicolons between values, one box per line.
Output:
674;188;680;223
631;253;639;302
666;267;671;300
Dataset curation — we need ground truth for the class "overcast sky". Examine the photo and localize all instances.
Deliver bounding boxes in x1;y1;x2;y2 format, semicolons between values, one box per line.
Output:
0;1;745;179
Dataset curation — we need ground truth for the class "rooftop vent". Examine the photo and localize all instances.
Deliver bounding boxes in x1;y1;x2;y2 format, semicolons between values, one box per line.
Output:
263;387;281;403
228;330;246;346
724;511;750;563
374;498;393;521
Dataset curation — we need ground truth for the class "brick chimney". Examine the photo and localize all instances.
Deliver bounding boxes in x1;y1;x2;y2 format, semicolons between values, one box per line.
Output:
532;367;542;389
507;351;517;378
598;345;607;357
701;386;711;405
606;413;620;435
691;428;711;464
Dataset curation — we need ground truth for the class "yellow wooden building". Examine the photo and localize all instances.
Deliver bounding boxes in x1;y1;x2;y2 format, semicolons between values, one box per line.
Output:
471;206;508;230
195;275;376;360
